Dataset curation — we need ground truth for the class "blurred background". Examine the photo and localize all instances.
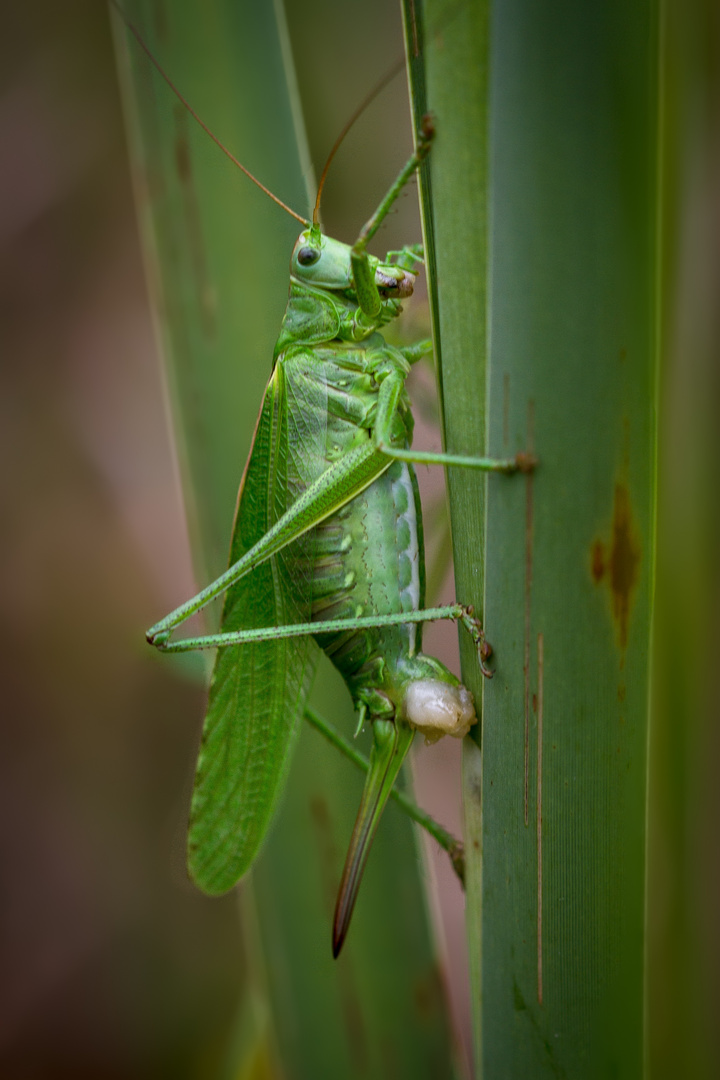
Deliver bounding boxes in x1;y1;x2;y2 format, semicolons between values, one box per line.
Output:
1;2;234;1075
1;0;718;1076
0;1;469;1075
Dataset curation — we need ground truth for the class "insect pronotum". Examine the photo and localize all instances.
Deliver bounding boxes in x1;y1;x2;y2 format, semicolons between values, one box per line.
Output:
117;2;530;956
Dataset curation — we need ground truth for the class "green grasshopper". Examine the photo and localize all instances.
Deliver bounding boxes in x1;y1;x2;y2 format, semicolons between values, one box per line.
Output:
132;18;528;955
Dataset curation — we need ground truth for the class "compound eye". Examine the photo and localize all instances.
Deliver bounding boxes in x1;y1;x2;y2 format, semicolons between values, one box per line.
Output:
297;246;320;266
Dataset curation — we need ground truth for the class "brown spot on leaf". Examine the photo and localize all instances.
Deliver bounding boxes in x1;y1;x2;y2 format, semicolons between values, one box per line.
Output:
174;129;191;182
591;483;641;654
591;539;606;583
608;484;641;649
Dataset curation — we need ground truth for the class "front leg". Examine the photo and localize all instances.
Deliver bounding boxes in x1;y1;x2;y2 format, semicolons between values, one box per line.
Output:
398;338;434;365
385;244;425;272
350;119;435;322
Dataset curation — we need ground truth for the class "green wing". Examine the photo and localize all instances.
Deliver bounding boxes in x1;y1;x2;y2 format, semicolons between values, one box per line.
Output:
187;360;320;894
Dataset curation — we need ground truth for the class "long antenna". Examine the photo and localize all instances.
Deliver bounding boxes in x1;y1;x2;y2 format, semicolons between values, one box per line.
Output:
312;57;406;227
109;0;310;226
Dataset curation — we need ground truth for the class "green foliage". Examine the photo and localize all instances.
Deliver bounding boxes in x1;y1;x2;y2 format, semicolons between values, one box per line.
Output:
407;0;659;1074
112;1;458;1075
113;1;720;1076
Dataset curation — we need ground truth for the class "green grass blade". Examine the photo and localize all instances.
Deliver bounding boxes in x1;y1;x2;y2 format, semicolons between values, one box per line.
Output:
406;0;659;1074
647;2;720;1075
111;0;311;599
111;2;460;1074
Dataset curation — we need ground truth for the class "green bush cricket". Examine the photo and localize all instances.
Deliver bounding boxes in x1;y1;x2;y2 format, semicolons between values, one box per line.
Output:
122;6;531;956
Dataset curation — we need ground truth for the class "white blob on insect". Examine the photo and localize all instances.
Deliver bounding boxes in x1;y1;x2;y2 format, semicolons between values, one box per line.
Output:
404;680;477;744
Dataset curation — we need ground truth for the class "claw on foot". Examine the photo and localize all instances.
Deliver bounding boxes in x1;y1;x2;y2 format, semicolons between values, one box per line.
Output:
460;606;494;679
514;451;538;473
419;112;435;144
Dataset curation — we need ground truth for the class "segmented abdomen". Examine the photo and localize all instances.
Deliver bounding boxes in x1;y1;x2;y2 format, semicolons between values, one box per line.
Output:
281;344;425;715
310;459;424;688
